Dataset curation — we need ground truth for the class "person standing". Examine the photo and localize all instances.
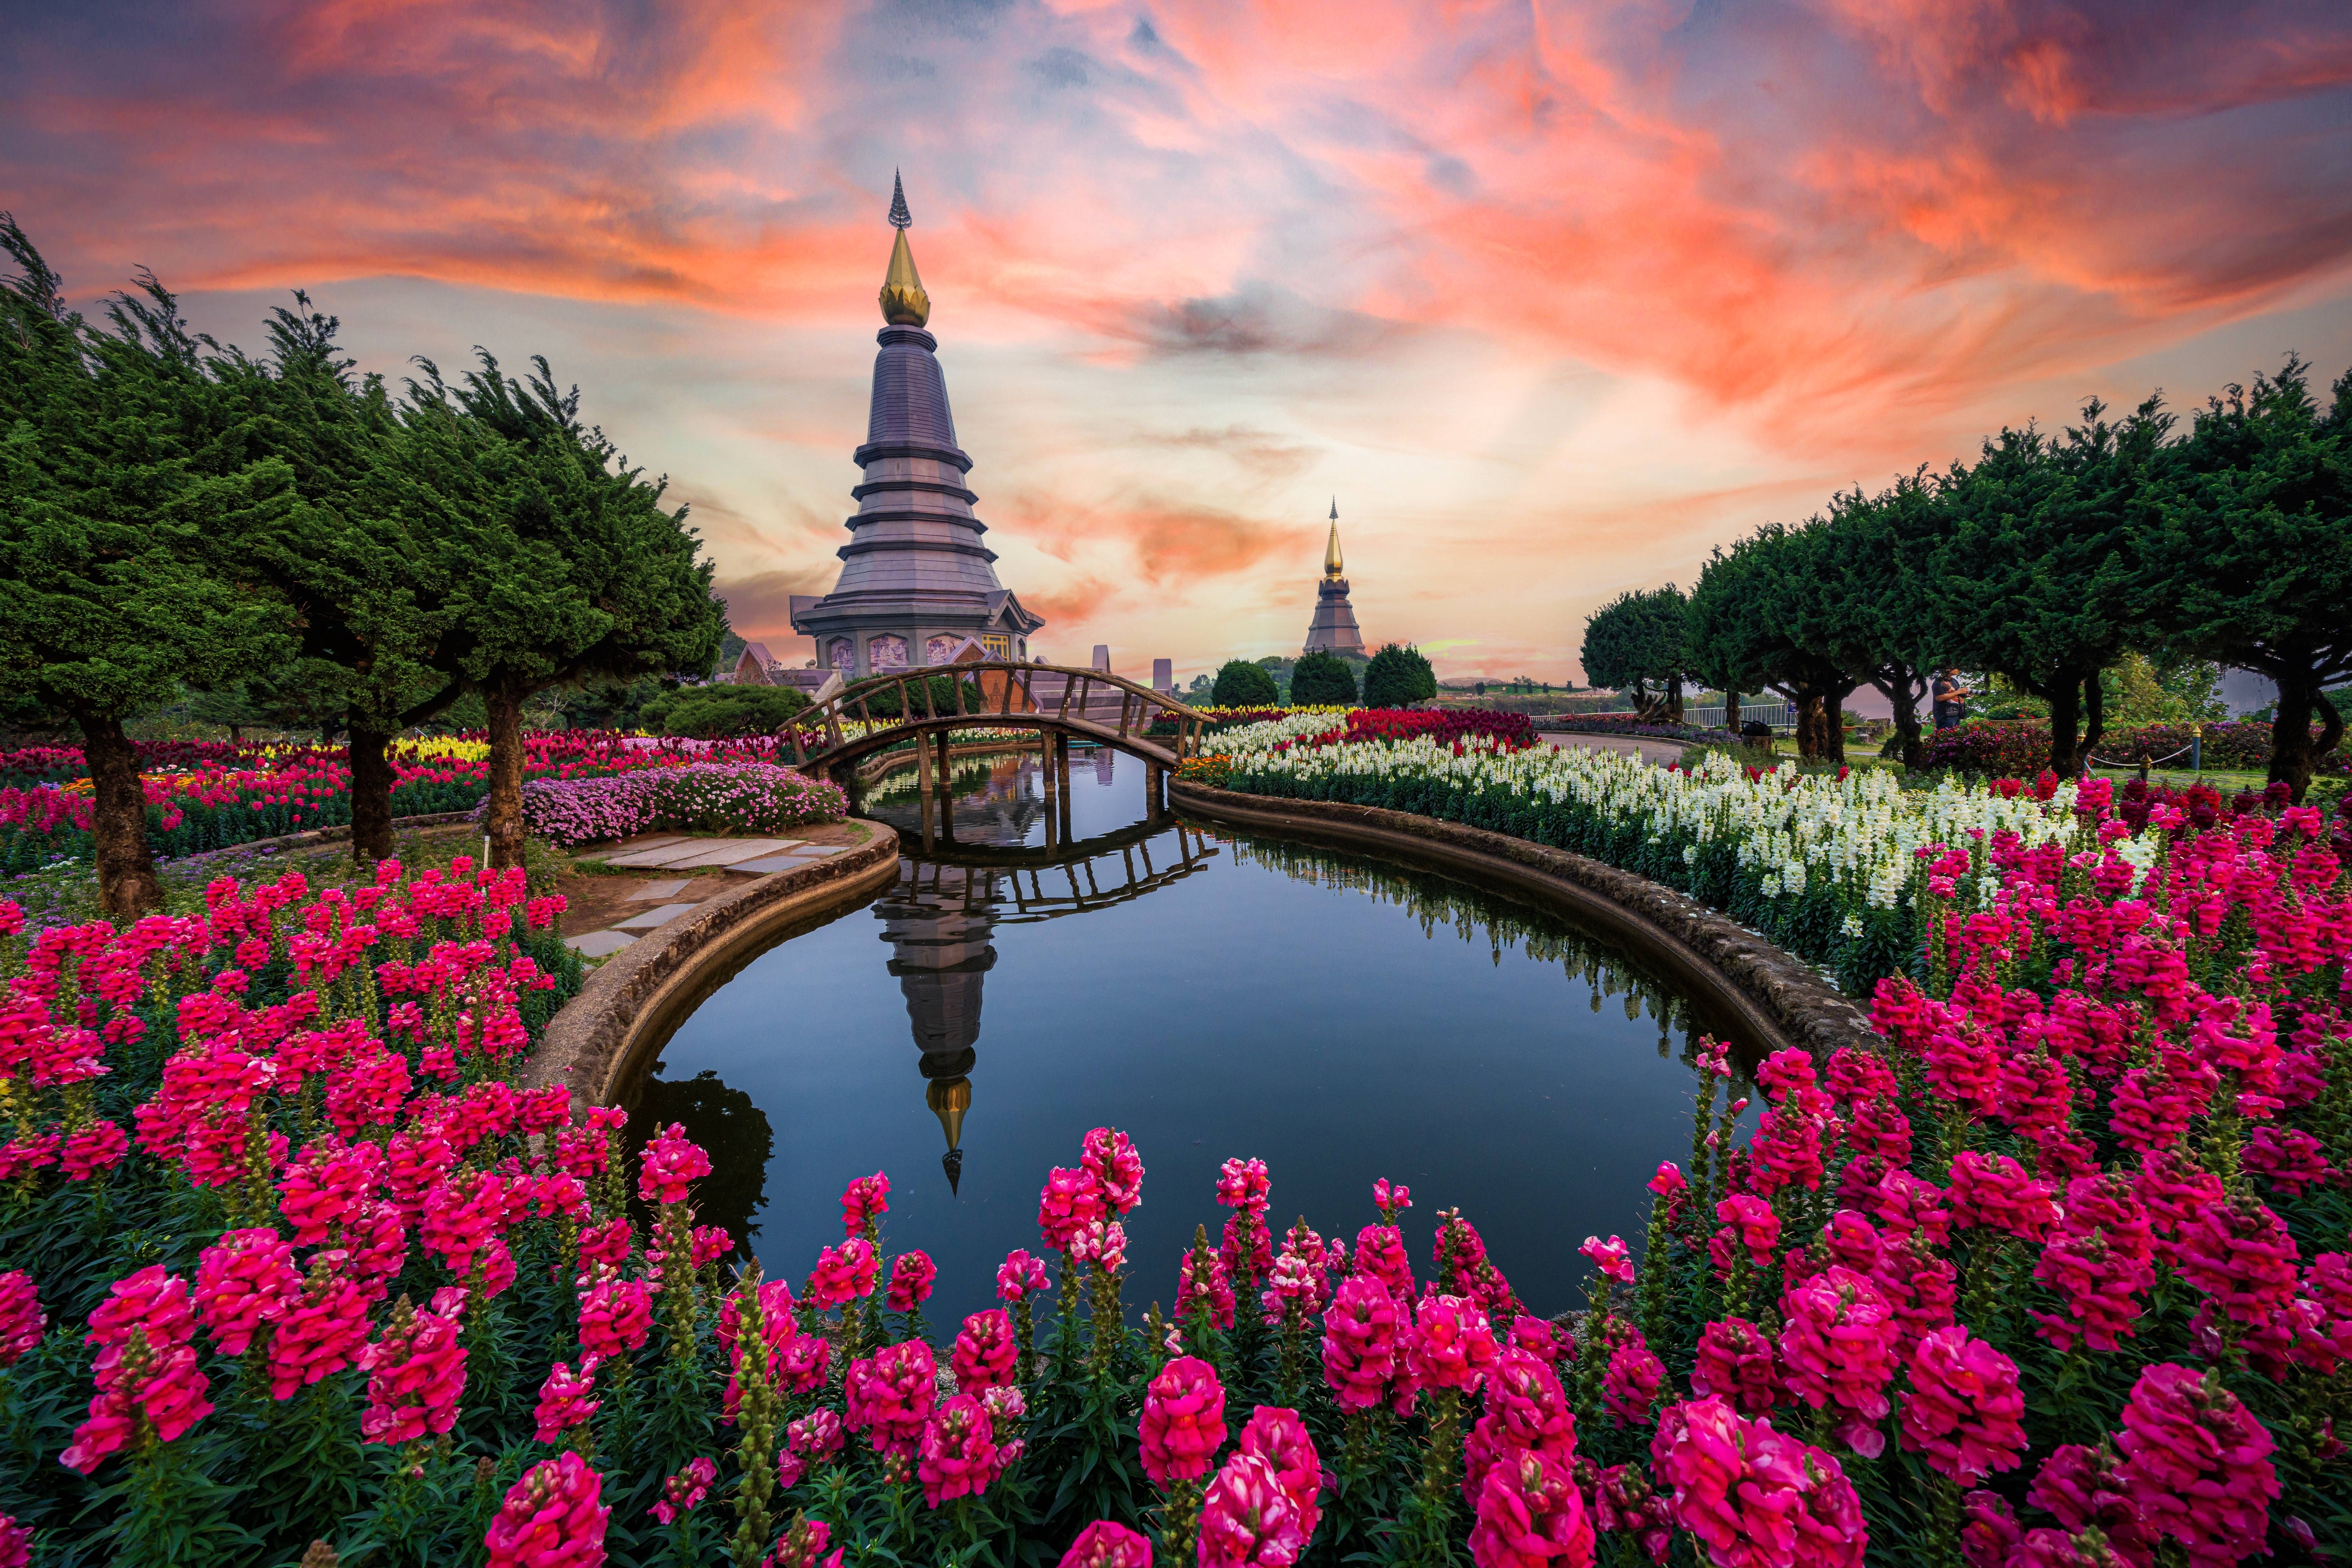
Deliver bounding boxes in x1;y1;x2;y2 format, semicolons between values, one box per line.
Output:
1931;668;1971;730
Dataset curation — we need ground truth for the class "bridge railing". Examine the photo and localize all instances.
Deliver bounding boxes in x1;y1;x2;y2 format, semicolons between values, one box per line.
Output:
783;660;1211;768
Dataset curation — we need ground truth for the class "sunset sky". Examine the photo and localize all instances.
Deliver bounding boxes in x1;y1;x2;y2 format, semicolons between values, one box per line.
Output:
7;1;2351;684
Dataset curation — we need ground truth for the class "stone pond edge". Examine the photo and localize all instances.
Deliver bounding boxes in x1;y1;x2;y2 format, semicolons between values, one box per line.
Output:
522;824;903;1112
1168;780;1875;1061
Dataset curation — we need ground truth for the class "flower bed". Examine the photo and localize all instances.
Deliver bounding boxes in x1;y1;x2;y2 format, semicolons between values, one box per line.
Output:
0;734;804;872
502;761;849;847
0;767;2342;1565
1919;719;2346;777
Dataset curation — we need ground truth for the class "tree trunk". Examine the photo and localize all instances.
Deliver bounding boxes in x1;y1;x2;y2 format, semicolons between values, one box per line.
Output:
1664;673;1684;727
2077;667;2105;775
1820;683;1855;766
81;715;162;917
1722;686;1742;736
1877;667;1926;770
348;725;397;864
2268;678;2343;804
2046;672;2082;777
484;682;529;870
1794;687;1830;760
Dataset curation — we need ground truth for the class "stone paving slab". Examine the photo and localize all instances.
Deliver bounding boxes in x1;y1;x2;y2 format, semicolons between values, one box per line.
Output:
614;902;699;930
626;879;690;900
564;930;639;957
599;843;714;867
659;839;803;868
728;853;825;874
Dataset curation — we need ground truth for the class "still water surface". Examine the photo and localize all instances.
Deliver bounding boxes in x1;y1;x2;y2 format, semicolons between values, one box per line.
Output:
626;747;1756;1327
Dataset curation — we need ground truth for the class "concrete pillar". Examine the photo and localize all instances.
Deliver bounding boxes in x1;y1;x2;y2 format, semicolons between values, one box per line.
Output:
1152;657;1172;693
1092;644;1111;673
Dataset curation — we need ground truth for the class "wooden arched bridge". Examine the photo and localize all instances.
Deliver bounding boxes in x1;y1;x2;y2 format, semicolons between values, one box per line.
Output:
783;659;1210;786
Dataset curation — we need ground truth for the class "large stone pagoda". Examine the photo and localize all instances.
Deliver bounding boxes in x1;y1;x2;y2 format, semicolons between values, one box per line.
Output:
1303;499;1367;657
790;174;1044;678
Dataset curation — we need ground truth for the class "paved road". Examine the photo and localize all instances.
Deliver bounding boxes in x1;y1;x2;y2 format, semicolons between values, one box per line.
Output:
1541;732;1690;766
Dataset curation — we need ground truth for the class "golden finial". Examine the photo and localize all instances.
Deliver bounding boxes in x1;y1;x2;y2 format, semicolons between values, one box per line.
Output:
1323;499;1344;579
879;169;931;328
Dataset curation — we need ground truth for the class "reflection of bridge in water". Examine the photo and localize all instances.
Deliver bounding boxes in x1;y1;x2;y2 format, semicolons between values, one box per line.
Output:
862;752;1218;1192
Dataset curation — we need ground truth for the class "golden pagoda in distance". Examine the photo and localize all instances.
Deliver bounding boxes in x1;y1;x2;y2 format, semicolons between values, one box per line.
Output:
1304;498;1367;657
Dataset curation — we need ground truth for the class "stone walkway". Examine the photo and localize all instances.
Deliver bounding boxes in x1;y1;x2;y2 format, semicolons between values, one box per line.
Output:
559;833;856;958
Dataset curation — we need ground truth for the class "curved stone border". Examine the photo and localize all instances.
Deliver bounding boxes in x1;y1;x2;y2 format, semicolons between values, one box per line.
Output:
521;824;901;1112
1170;781;1874;1059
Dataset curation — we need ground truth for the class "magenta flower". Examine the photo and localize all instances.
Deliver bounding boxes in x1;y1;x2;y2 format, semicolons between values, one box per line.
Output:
533;1358;601;1444
840;1170;890;1236
1197;1450;1313;1568
1958;1490;2020;1568
1237;1405;1323;1539
1353;1224;1415;1303
804;1238;878;1309
1468;1449;1595;1568
59;1119;129;1180
917;1393;1005;1508
1897;1325;2025;1486
1463;1345;1577;1507
1059;1520;1154;1568
1081;1127;1145;1215
0;1272;43;1368
2173;1197;2300;1326
1711;1196;1780;1273
997;1250;1050;1302
2025;1441;2152;1565
1946;1150;2058;1241
267;1256;372;1401
1216;1157;1272;1215
1373;1176;1412;1219
60;1267;213;1474
952;1308;1018;1390
1650;1398;1866;1568
192;1227;300;1358
649;1455;716;1525
2113;1363;2279;1566
484;1451;607;1568
1408;1294;1500;1393
1579;1235;1635;1285
577;1274;652;1359
1038;1166;1106;1252
359;1291;469;1445
1177;1244;1236;1332
768;1514;844;1568
787;1405;845;1468
636;1123;710;1207
845;1339;937;1456
1775;1267;1898;1457
1321;1273;1401;1411
1139;1354;1227;1487
887;1250;938;1313
1691;1317;1782;1416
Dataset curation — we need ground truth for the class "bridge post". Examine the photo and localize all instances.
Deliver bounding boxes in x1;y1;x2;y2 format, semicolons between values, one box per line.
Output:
934;729;951;790
1145;761;1165;823
1040;727;1059;853
917;725;934;794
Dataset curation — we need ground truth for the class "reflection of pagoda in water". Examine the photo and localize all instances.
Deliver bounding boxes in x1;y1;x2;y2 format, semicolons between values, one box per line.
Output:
866;752;1220;1192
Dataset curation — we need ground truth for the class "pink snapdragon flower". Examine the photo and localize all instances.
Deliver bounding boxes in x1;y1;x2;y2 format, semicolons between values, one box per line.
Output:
1468;1449;1595;1568
1038;1166;1106;1252
533;1358;601;1444
2113;1363;2279;1567
577;1274;653;1359
997;1250;1050;1302
1776;1267;1897;1457
1321;1273;1402;1411
1711;1197;1780;1274
917;1393;1007;1508
1959;1491;2021;1568
786;1406;845;1469
1178;1244;1236;1332
192;1227;301;1358
804;1238;878;1309
650;1455;717;1526
1216;1157;1272;1214
1897;1326;2026;1486
1604;1330;1665;1428
1579;1236;1635;1285
359;1291;469;1444
1464;1346;1577;1505
1081;1127;1144;1215
636;1123;710;1206
1691;1317;1781;1416
845;1339;937;1456
767;1514;843;1568
60;1267;213;1474
1238;1405;1323;1538
0;1272;42;1368
887;1250;938;1313
1374;1177;1412;1219
2026;1442;2151;1565
953;1308;1018;1390
1058;1520;1153;1568
1649;1398;1866;1568
1139;1355;1227;1487
1408;1294;1500;1393
1946;1151;2058;1241
840;1171;889;1236
1353;1224;1415;1303
59;1120;129;1180
2173;1198;2300;1326
268;1255;372;1400
484;1451;607;1568
1197;1451;1314;1568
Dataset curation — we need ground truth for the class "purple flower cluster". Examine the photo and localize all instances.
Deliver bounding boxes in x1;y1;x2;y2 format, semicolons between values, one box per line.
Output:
494;763;848;847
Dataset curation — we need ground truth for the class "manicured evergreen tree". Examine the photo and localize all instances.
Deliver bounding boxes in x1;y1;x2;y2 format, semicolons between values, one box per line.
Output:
1288;649;1358;706
1937;398;2161;774
2141;358;2352;799
408;352;725;867
1818;478;1949;768
1362;642;1437;709
1210;659;1280;707
639;684;810;737
1579;588;1691;722
1687;526;1865;761
0;218;299;913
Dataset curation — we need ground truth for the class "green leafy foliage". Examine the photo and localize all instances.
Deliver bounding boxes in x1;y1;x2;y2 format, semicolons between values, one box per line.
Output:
1360;643;1436;709
1578;588;1690;720
856;676;985;719
639;683;809;738
1287;650;1357;706
1211;659;1280;707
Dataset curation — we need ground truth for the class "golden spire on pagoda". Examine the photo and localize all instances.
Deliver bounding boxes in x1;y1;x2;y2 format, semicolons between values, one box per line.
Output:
879;169;932;328
1323;497;1344;579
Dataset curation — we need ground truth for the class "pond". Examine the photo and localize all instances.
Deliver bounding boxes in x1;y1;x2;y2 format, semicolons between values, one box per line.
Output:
623;745;1760;1329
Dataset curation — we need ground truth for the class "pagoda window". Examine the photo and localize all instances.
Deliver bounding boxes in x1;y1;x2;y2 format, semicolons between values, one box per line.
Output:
981;634;1010;658
869;634;910;670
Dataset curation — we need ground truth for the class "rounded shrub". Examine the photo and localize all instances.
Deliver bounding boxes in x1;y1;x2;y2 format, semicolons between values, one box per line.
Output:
1211;659;1280;707
1362;642;1437;708
1289;650;1358;706
642;683;809;738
